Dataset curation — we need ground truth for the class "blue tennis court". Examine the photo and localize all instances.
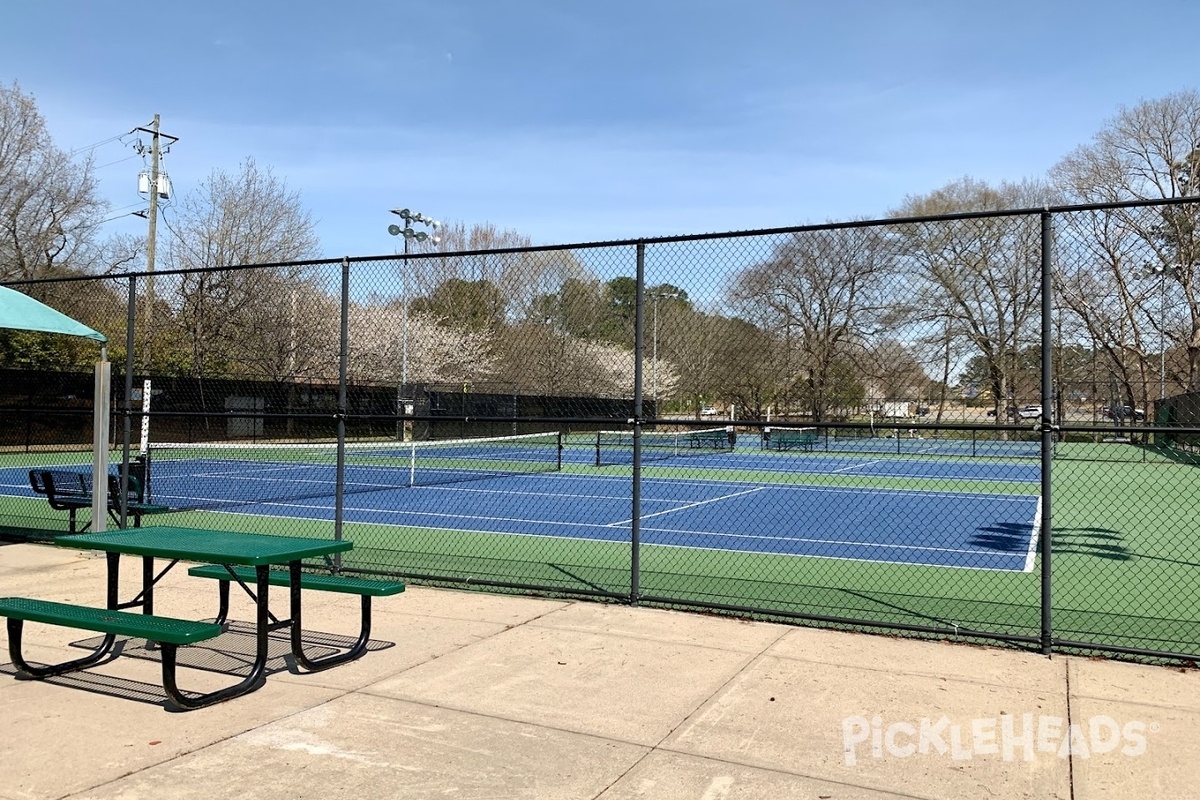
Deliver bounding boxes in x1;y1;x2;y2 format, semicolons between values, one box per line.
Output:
0;441;1042;573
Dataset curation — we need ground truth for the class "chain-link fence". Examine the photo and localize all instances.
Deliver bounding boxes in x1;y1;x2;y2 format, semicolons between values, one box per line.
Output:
3;197;1199;661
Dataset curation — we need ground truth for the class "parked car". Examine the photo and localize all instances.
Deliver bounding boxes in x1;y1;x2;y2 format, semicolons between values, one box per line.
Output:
700;406;719;417
1105;405;1145;421
1016;405;1043;420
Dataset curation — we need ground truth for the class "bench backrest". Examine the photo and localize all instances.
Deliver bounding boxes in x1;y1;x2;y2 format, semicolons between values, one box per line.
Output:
29;470;91;508
29;470;90;498
107;474;144;504
29;470;143;509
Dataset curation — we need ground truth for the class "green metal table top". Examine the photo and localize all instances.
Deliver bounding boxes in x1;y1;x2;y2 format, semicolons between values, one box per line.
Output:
56;526;352;566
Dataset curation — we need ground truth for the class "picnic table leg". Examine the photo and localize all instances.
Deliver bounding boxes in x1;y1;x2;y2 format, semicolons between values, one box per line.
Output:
161;564;269;711
214;579;231;625
6;618;118;678
288;561;372;671
142;556;154;614
6;552;123;678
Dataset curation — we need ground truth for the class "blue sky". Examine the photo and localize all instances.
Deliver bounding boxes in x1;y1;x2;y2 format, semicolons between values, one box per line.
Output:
3;1;1199;258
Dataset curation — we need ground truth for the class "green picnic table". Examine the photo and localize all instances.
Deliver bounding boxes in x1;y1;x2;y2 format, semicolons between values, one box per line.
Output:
0;526;377;710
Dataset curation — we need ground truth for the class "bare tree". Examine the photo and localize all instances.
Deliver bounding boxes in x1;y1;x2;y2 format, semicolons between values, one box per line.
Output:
0;82;111;283
891;178;1052;420
729;225;894;421
1052;90;1200;394
858;339;932;405
160;158;322;378
405;222;591;326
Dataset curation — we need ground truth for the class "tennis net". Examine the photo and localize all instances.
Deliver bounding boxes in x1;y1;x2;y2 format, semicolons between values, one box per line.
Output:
144;431;563;510
595;427;732;466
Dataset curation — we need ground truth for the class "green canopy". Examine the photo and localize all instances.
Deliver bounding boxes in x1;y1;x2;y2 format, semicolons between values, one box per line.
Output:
0;285;107;343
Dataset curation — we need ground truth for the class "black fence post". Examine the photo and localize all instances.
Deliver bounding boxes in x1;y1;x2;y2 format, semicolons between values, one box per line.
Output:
1040;210;1054;656
334;257;349;568
631;242;646;606
119;276;137;528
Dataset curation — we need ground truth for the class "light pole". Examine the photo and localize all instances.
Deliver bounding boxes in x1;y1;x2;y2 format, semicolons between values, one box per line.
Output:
1158;266;1167;401
649;289;681;414
1140;262;1171;402
389;208;441;439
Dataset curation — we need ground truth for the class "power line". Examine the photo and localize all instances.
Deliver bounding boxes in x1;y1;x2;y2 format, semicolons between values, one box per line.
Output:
95;154;140;170
67;133;127;158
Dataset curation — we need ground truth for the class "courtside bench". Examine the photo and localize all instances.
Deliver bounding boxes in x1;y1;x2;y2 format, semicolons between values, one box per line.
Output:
688;429;734;449
760;427;819;452
28;470;170;533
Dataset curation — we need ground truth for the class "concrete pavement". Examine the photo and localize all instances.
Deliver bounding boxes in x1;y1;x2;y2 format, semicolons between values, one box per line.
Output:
0;541;1196;799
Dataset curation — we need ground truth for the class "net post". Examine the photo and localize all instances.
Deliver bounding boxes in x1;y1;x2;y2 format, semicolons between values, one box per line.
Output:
409;440;416;487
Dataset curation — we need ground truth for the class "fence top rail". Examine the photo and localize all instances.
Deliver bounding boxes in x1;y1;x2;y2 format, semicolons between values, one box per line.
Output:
3;196;1198;288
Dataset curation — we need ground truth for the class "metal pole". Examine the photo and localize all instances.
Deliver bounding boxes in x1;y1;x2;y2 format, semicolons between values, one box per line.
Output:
631;243;646;605
402;235;409;391
1039;211;1054;656
334;257;350;565
119;277;137;528
652;293;659;413
1160;268;1167;401
396;240;409;442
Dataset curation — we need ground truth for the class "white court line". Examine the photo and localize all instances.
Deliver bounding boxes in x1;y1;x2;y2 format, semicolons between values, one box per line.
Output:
147;475;1037;508
228;499;978;552
605;487;765;527
638;522;1021;557
1023;496;1043;573
415;469;1037;503
248;501;617;532
635;539;1026;573
198;504;1029;572
832;458;884;473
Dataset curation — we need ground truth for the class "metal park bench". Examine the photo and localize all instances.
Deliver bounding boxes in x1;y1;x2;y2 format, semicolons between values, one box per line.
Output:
28;470;170;533
760;427;819;452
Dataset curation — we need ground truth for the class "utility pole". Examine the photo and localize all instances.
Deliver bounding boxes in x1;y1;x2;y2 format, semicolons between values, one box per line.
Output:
144;114;161;322
132;115;178;367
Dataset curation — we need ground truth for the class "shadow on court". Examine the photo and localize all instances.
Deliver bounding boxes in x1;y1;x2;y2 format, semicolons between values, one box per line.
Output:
1051;526;1133;561
969;521;1037;553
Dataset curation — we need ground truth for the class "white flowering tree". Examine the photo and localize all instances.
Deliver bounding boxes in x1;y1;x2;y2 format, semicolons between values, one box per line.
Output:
346;299;496;385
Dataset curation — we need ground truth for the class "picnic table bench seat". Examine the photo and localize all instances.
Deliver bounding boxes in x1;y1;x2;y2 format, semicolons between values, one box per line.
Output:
187;564;404;670
0;596;225;709
186;564;405;596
